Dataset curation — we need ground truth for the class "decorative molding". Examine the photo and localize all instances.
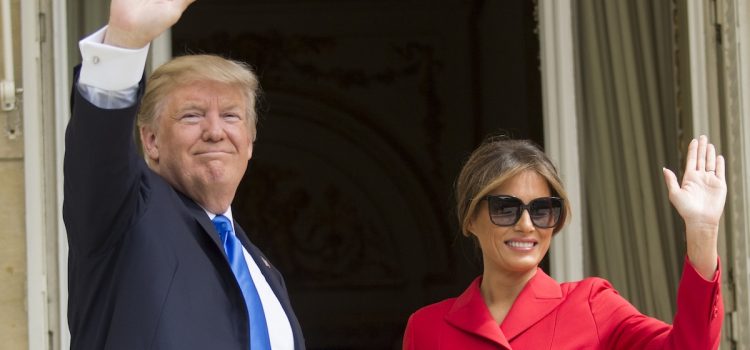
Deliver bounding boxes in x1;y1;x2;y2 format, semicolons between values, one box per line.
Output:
721;0;750;345
177;31;460;286
177;31;446;182
236;159;402;287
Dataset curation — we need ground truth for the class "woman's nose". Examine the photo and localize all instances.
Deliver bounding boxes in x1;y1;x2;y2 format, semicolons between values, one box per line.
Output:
515;210;535;232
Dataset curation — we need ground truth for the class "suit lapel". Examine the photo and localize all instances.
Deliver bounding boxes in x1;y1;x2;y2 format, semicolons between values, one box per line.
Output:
500;268;563;342
445;277;512;349
175;190;225;252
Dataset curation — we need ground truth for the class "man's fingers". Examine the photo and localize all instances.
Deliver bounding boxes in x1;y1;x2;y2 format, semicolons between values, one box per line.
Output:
106;0;196;48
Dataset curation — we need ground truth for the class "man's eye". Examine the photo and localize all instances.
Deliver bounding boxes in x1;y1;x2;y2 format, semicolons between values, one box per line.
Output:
223;114;241;121
180;114;201;122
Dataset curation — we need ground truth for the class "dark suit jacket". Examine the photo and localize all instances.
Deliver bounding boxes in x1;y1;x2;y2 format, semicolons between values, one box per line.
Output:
64;71;305;349
404;258;722;349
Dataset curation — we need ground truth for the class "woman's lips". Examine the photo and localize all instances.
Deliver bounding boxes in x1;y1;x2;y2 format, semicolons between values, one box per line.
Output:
504;240;537;250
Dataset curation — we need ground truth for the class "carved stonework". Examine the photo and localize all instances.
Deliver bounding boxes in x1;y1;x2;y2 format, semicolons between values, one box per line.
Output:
234;160;402;287
170;1;544;347
176;32;445;181
174;30;457;289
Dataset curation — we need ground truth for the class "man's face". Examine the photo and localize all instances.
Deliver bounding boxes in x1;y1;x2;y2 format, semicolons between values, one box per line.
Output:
141;80;254;212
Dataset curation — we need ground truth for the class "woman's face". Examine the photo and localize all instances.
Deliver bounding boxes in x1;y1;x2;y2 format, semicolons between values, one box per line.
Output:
469;170;554;278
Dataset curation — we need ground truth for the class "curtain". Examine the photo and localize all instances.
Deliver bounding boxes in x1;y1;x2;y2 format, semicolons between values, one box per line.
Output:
574;0;684;321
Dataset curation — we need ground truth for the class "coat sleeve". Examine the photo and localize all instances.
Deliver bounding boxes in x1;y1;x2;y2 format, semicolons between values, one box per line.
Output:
591;257;723;350
63;68;147;254
403;313;417;350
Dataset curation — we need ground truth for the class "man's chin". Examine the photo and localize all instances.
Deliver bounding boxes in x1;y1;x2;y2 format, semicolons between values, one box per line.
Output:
198;174;242;194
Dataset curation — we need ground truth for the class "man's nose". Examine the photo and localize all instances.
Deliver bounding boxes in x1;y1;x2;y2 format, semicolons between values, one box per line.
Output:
202;112;224;141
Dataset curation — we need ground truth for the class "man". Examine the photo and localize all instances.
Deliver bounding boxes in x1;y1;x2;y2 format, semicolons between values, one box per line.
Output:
63;0;304;348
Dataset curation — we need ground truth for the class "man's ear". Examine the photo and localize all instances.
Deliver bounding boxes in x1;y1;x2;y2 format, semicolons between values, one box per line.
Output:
140;125;159;161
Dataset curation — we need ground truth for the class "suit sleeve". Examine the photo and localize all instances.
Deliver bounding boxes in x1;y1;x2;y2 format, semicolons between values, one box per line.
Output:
63;69;147;254
591;257;723;350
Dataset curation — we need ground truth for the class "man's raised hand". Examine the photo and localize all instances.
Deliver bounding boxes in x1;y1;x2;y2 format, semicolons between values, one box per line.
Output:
105;0;196;49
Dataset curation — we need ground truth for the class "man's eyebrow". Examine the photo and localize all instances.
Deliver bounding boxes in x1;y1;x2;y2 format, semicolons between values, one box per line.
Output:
219;101;244;110
174;102;205;112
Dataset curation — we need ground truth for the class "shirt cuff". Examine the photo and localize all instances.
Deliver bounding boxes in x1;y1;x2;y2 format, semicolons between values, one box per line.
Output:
78;26;150;91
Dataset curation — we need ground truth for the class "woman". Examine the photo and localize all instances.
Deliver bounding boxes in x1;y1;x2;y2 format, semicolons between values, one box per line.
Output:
403;136;725;349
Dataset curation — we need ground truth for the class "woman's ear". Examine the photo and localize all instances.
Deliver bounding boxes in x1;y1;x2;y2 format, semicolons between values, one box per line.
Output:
465;200;483;236
466;219;476;237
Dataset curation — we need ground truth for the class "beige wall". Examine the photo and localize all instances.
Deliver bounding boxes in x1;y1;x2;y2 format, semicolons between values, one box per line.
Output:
0;0;28;348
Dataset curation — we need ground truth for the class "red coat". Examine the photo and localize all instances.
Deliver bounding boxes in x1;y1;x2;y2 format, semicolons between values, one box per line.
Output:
403;258;722;349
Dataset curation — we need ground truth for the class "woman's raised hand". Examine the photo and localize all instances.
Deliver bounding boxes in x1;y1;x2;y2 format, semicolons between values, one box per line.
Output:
662;135;727;279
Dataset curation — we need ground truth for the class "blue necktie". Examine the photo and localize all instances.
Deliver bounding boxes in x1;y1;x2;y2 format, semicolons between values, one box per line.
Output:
212;215;271;350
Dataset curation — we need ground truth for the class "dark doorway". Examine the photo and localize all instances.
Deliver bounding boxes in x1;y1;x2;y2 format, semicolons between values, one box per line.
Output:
173;1;543;348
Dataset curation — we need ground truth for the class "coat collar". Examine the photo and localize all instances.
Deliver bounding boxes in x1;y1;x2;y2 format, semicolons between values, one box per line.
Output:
445;268;563;347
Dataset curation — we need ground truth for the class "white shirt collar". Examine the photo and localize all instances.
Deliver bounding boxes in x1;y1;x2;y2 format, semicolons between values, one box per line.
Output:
203;207;235;230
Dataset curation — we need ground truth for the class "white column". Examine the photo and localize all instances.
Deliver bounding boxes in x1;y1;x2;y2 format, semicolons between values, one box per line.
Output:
150;29;173;71
53;0;71;347
538;0;585;282
22;0;50;348
731;0;750;344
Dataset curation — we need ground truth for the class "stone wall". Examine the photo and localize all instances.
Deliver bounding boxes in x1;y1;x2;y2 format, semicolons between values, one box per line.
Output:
0;0;28;348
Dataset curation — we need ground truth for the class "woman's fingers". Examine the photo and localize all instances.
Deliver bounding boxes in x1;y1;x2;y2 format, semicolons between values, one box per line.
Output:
696;135;707;171
716;155;726;180
685;138;698;173
662;167;679;194
706;143;717;172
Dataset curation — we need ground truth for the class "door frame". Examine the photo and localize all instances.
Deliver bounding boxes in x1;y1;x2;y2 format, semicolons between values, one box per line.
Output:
40;1;750;349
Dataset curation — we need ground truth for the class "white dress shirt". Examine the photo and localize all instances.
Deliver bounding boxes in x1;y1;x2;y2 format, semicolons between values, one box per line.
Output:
77;27;294;349
205;209;294;350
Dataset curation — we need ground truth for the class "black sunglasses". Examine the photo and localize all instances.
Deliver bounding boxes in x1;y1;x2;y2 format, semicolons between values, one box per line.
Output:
483;195;563;228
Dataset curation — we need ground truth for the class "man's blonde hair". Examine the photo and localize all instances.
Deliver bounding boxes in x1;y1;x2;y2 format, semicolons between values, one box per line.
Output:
137;54;260;140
